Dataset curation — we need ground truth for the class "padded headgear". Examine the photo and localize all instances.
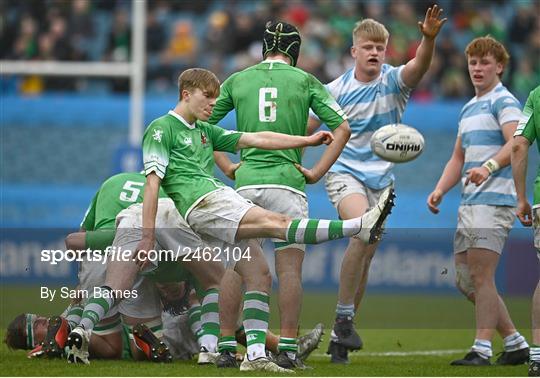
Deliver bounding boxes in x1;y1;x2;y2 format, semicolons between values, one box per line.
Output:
262;21;301;67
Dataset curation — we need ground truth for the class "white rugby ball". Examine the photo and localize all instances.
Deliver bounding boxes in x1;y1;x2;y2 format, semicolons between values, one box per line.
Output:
370;124;424;163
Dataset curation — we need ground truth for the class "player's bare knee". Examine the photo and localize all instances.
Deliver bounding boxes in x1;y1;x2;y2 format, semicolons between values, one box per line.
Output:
467;266;492;290
349;238;375;261
455;264;475;300
265;211;291;230
244;267;271;292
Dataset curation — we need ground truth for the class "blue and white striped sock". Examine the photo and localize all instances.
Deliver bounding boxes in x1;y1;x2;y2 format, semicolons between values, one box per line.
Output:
335;302;355;318
471;339;492;359
530;345;540;362
503;332;529;352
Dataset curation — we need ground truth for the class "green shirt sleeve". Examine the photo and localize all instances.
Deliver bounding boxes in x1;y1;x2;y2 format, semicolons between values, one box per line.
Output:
208;77;235;124
206;123;243;153
308;74;347;131
514;92;536;144
80;191;98;231
142;119;172;179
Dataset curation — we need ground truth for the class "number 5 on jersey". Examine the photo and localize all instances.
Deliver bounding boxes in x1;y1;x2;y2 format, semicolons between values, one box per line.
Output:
259;87;277;122
119;181;144;202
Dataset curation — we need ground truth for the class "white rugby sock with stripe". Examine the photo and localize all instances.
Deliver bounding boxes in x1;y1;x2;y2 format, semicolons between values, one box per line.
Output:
503;332;528;352
471;339;492;358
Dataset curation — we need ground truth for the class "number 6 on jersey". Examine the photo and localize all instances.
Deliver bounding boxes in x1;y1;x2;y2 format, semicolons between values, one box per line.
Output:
259;87;277;122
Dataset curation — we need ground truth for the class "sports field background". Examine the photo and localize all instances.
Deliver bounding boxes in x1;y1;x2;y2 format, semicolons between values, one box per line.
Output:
0;285;531;376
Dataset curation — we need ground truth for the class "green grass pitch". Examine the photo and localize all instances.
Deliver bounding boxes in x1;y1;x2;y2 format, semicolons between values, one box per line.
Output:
0;285;532;376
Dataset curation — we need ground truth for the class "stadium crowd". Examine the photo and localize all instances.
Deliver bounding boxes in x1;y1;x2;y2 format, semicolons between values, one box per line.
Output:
1;0;539;100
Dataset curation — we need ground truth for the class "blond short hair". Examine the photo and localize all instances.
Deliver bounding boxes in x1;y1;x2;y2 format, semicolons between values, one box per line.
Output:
352;19;389;45
177;68;220;100
465;36;510;77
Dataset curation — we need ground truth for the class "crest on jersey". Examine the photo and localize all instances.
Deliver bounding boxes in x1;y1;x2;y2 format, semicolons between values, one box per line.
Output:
153;129;163;143
201;132;208;147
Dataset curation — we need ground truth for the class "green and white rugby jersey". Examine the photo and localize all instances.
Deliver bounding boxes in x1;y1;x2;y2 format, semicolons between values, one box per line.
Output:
81;172;168;231
514;85;540;205
142;110;242;218
209;59;346;195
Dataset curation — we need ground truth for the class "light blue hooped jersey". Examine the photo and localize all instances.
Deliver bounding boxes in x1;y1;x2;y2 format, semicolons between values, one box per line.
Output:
458;82;521;206
325;64;411;189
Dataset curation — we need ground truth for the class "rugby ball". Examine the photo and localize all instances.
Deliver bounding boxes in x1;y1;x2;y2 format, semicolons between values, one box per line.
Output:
370;124;424;163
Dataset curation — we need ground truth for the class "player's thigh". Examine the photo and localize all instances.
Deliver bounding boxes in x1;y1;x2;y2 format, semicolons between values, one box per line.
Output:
242;188;307;269
106;236;140;291
326;172;370;219
181;258;224;289
338;194;370;220
187;187;257;244
154;198;205;255
455;250;468;265
466;248;500;279
236;206;289;240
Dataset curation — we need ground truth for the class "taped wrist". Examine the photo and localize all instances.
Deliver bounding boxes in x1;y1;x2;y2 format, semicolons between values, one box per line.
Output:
482;158;500;175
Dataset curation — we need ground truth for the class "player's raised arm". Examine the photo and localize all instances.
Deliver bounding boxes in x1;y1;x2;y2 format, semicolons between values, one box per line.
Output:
236;130;334;150
401;4;447;88
427;136;465;214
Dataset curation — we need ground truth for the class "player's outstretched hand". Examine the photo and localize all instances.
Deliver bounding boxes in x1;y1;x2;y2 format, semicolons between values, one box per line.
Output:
418;4;447;39
427;189;443;214
134;238;154;270
295;164;321;184
465;166;489;186
307;131;334;146
516;200;533;227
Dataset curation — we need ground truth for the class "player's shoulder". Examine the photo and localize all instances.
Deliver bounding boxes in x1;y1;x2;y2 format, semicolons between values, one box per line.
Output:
530;85;540;98
381;63;399;74
326;68;355;91
492;84;518;100
221;69;244;85
147;113;173;131
380;63;403;85
196;120;222;133
490;84;521;109
458;96;478;120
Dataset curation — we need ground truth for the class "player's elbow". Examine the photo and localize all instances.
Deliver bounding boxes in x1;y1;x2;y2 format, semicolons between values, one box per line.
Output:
65;232;86;250
511;138;528;155
334;121;351;142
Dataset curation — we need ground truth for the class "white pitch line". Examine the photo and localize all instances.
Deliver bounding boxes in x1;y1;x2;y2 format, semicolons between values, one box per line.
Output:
311;348;469;357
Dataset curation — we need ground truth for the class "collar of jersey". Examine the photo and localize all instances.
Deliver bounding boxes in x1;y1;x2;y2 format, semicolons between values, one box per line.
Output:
168;110;196;129
475;82;502;101
261;58;289;65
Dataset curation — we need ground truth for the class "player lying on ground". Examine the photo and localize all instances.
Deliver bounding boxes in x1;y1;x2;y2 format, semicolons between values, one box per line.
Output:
137;67;395;373
5;309;120;361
